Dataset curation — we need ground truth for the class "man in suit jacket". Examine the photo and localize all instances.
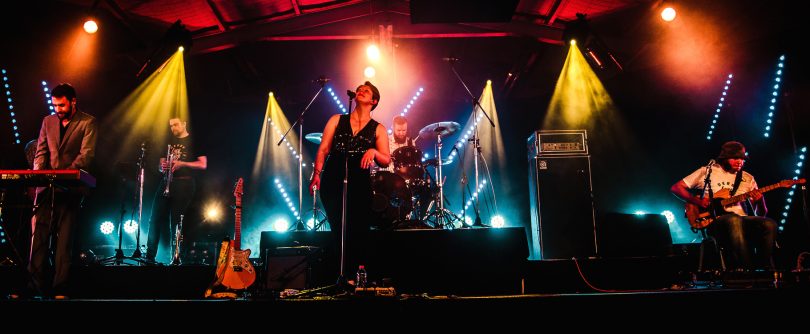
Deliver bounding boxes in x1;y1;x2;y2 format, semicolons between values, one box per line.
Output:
30;83;97;298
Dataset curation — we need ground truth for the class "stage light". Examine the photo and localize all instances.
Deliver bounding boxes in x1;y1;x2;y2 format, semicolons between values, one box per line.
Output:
634;210;646;215
204;204;222;222
364;66;376;78
273;218;290;232
661;210;675;224
490;215;505;228
661;7;676;22
83;19;98;34
123;220;138;233
99;221;115;235
367;44;380;62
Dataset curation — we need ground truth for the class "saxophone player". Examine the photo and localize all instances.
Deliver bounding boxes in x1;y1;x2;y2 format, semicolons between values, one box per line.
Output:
145;117;207;264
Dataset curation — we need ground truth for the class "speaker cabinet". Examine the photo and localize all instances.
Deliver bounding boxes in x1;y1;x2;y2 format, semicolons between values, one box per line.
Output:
264;246;322;290
597;213;673;258
528;156;596;260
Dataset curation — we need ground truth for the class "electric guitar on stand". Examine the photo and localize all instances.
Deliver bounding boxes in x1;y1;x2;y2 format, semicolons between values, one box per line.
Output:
205;178;256;297
685;178;805;229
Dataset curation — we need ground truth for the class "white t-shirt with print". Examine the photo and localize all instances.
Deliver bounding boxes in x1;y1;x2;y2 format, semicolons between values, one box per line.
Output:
682;165;758;216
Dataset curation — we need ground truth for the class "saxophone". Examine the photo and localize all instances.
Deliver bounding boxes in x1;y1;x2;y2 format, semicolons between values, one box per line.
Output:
162;145;176;197
171;214;184;265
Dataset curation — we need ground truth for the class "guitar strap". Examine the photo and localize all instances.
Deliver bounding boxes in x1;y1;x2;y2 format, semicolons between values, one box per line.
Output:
730;170;743;196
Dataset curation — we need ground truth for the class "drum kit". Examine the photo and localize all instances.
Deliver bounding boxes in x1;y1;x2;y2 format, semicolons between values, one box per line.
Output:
305;121;462;230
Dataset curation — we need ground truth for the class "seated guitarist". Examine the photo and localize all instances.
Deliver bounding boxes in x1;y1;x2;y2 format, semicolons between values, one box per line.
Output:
671;141;776;271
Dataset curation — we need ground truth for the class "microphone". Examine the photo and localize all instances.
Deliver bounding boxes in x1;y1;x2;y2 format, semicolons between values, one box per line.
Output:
442;57;460;62
313;76;330;84
346;90;356;99
707;159;716;167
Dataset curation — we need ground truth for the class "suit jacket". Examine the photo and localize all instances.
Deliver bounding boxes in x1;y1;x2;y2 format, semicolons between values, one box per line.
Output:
33;110;97;171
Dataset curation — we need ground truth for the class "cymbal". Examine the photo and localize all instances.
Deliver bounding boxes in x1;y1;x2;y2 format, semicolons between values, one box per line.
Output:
418;121;460;138
422;158;452;167
305;132;323;144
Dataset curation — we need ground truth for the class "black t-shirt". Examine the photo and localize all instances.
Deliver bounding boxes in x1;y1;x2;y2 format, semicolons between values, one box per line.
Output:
168;135;205;178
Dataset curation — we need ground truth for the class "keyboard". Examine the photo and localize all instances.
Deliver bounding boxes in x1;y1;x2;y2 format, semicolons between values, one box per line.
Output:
0;169;96;188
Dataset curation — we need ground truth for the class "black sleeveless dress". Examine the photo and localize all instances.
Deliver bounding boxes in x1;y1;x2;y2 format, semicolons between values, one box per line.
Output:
320;114;379;272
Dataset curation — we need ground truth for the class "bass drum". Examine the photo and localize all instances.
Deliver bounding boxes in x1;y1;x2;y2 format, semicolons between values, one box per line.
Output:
392;146;424;181
370;171;412;229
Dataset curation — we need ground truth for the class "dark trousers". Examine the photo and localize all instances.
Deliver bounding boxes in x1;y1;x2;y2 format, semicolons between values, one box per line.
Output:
708;214;777;270
146;179;195;262
28;189;82;295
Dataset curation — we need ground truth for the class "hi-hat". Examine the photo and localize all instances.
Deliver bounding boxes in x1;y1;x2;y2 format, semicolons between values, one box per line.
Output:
418;121;460;139
305;132;323;144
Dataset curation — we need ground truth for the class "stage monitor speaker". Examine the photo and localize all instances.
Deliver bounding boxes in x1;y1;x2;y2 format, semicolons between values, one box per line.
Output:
597;213;673;258
528;155;596;260
410;0;519;23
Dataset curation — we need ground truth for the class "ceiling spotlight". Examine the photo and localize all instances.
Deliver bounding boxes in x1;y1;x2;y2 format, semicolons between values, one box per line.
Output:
661;7;676;21
83;19;98;34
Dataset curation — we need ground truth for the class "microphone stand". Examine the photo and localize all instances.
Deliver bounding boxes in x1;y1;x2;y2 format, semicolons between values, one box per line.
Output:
99;143;154;265
279;79;326;231
286;92;355;299
132;143;147;259
446;59;495;227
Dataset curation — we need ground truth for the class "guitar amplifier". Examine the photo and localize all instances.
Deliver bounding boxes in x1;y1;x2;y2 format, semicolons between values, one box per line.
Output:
527;130;588;157
264;246;322;290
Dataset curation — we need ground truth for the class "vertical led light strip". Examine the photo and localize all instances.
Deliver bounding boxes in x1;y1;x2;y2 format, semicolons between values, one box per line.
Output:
706;74;733;140
269;119;306;167
763;55;785;138
326;87;348;114
449;113;485;164
274;178;300;220
398;87;423;118
2;69;21;144
778;146;806;232
387;87;424;135
41;80;54;115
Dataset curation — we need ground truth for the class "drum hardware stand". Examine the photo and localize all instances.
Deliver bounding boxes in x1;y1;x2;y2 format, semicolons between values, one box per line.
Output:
279;77;327;231
422;132;460;229
306;187;329;231
445;57;497;227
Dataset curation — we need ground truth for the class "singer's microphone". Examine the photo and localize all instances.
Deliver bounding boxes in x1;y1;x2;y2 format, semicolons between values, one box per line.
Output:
442;57;460;62
346;90;356;99
707;159;716;167
312;76;330;84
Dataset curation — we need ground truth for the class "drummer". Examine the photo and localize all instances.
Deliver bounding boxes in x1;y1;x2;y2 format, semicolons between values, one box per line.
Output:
380;115;415;172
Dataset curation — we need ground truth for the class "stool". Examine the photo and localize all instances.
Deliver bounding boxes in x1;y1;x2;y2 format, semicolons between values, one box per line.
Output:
697;230;726;272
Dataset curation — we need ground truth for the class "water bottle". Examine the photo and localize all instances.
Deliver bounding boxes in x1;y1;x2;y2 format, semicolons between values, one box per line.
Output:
356;265;368;288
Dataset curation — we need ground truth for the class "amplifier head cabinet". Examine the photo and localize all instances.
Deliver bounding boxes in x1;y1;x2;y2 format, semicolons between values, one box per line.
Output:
528;130;588;157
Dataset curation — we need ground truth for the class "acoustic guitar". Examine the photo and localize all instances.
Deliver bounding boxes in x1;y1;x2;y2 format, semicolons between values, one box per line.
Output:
685;178;805;229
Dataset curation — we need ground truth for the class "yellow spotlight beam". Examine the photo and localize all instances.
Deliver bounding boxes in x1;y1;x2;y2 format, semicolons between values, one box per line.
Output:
544;43;615;129
251;92;305;181
103;49;188;162
450;80;506;214
543;43;639;162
